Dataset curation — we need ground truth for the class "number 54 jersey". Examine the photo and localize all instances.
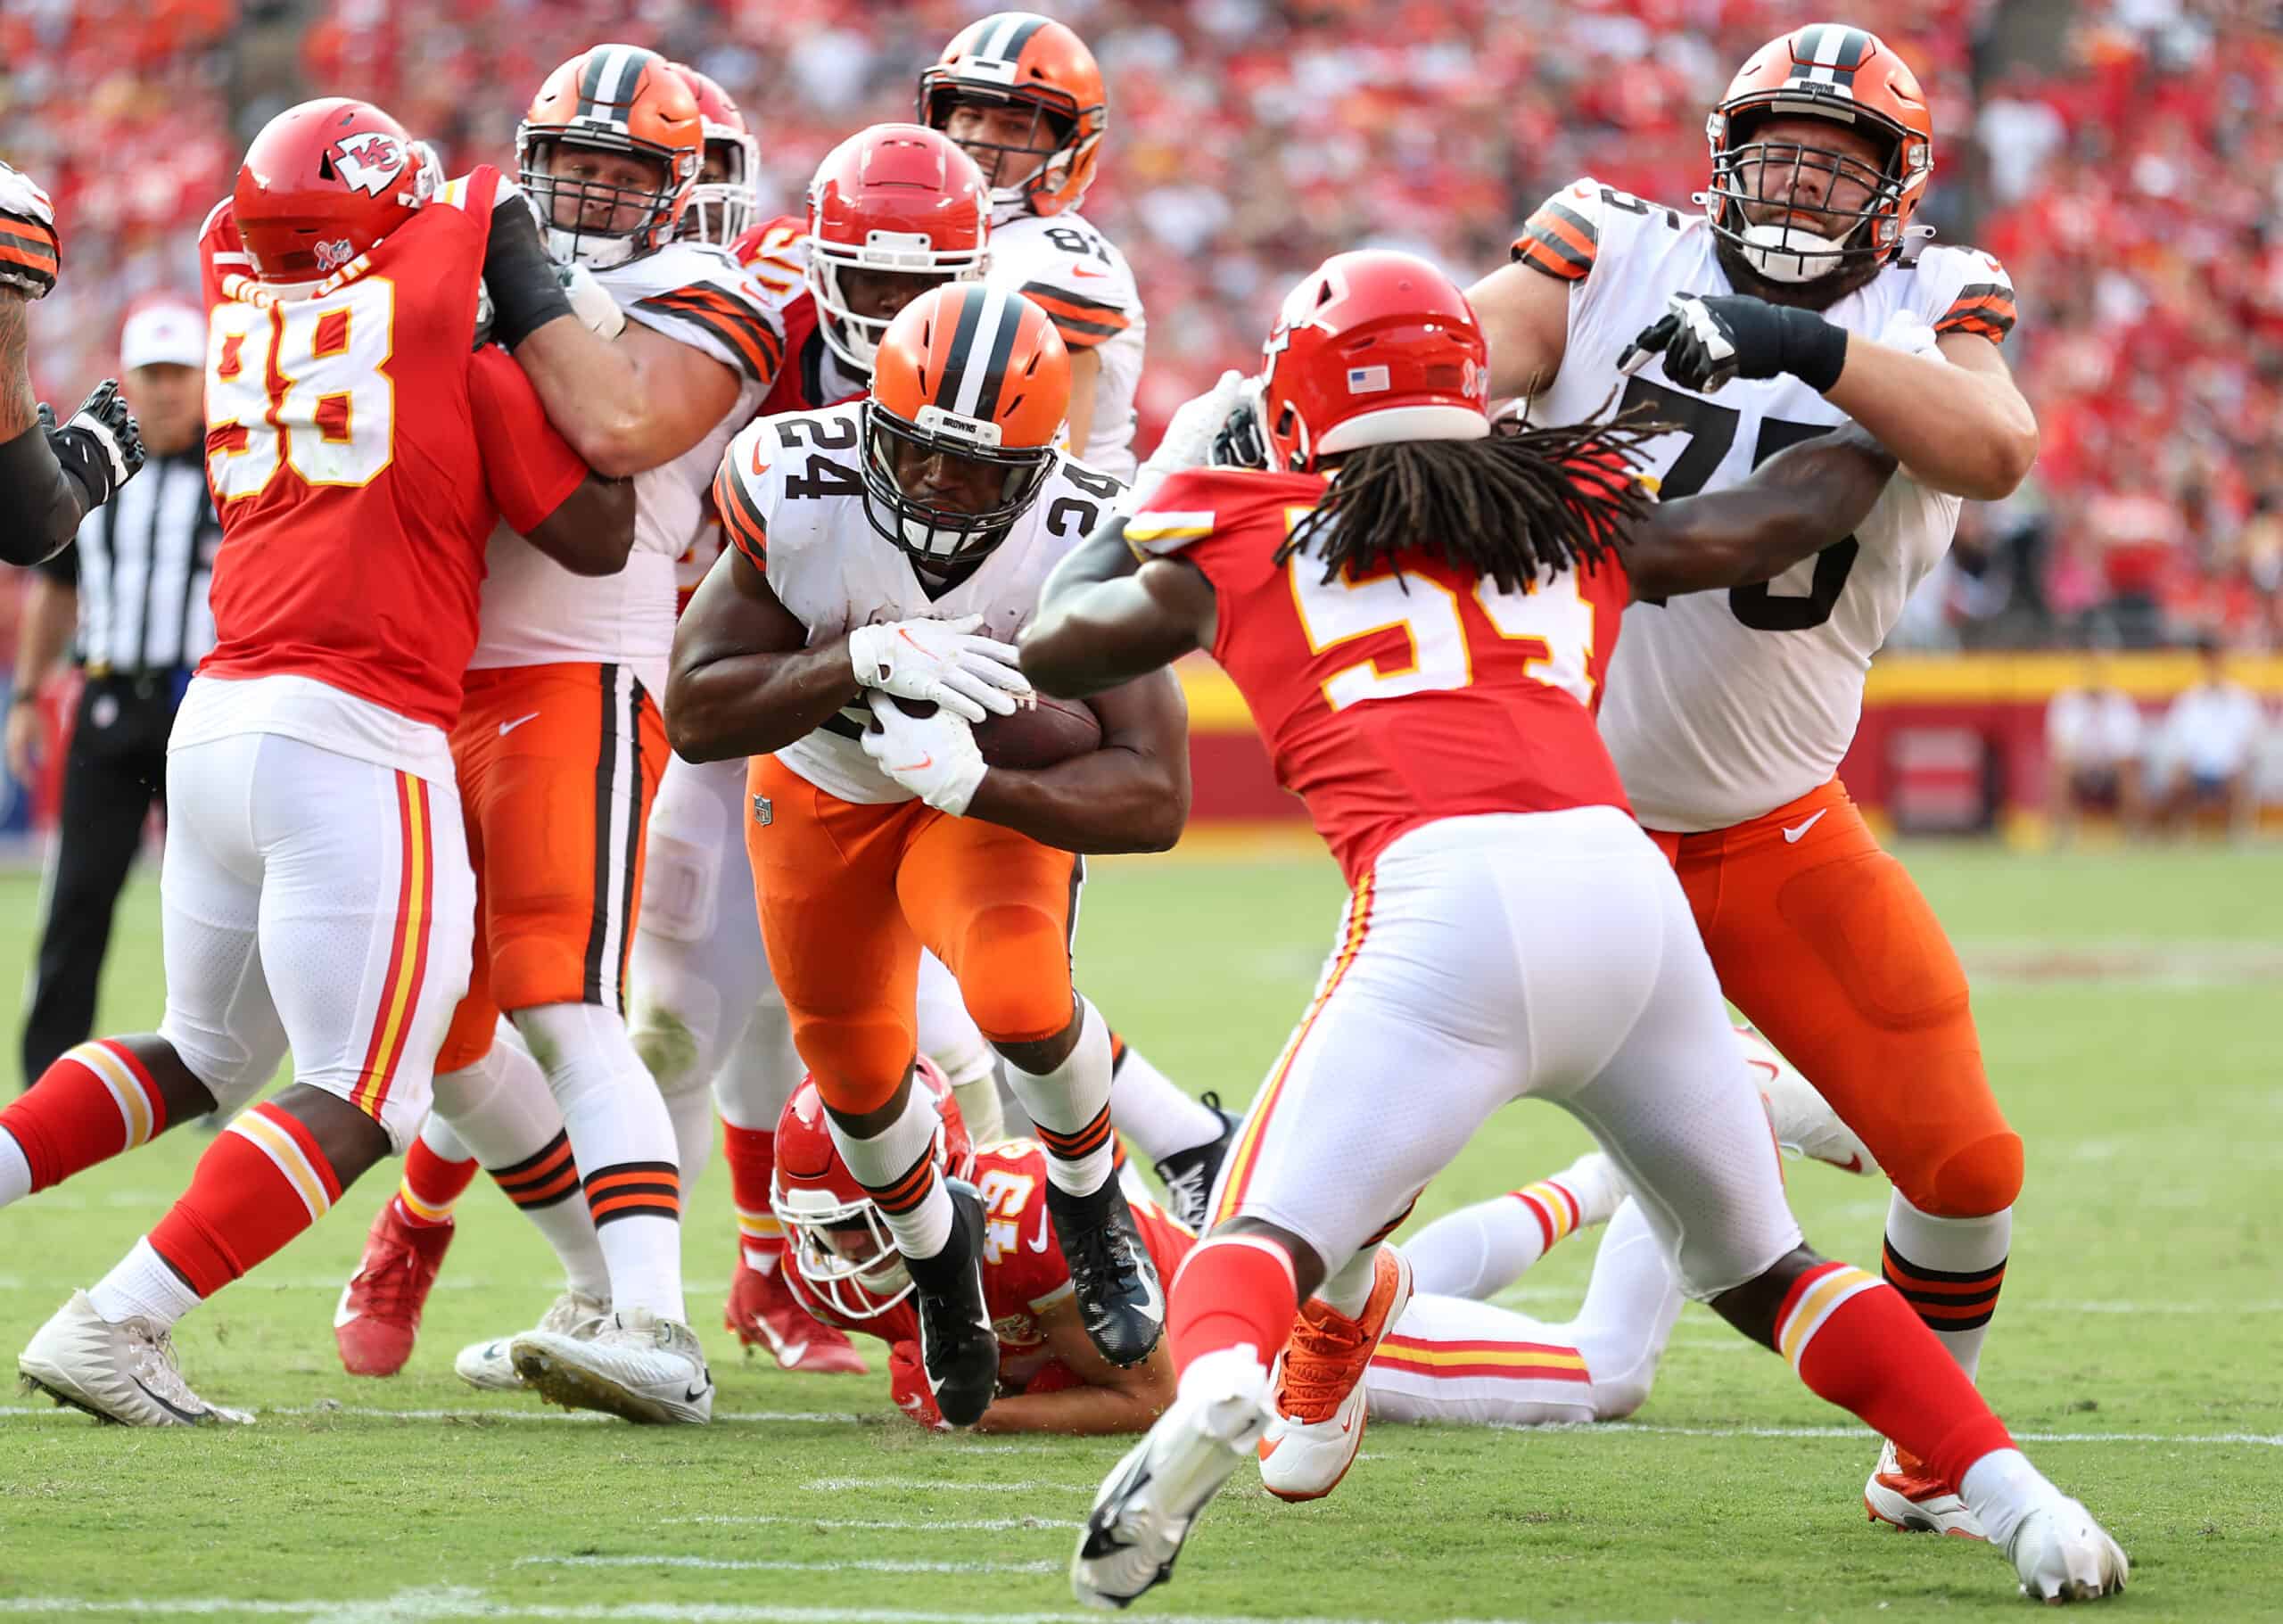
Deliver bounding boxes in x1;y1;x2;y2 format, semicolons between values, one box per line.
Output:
709;400;1129;804
1516;177;2015;832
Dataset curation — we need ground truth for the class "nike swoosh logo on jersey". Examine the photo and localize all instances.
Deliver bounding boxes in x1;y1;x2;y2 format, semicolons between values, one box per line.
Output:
1026;1211;1053;1253
499;713;541;738
750;441;769;475
1069;263;1111;279
1783;809;1828;844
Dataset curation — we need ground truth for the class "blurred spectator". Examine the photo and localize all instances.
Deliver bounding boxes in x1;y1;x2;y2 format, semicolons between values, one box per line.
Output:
2151;637;2265;839
2043;650;2147;841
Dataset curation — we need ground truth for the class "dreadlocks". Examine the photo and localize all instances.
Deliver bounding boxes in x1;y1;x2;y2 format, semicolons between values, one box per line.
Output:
1276;409;1669;597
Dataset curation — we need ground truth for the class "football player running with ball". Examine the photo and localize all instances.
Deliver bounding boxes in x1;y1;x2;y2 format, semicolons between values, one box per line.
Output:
1;98;632;1424
1024;251;2124;1608
670;282;1184;1429
1468;23;2034;1536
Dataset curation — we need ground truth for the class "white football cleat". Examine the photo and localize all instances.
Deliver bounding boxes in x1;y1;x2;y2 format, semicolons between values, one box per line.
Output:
511;1307;713;1424
1865;1437;1989;1538
1740;1025;1879;1176
2007;1496;2128;1603
18;1290;251;1427
1071;1347;1270;1611
1257;1245;1413;1502
456;1290;608;1393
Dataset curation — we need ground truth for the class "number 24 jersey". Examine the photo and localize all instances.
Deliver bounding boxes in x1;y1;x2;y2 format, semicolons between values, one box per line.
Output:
1515;176;2015;831
1127;467;1632;887
709;400;1129;805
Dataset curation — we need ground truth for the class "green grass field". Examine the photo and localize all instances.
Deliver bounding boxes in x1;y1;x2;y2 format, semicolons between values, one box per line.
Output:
0;841;2278;1623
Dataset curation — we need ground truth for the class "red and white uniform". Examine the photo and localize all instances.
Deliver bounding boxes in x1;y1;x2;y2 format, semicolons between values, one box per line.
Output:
1517;176;2007;832
170;167;587;1148
1125;467;1801;1300
787;1138;1191;1389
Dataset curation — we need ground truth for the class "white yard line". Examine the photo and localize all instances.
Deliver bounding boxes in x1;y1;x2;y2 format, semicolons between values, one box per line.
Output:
513;1555;1057;1576
661;1514;1082;1532
0;1596;1635;1624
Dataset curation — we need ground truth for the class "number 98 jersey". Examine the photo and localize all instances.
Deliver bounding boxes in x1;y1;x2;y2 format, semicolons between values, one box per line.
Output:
710;400;1129;804
1127;466;1632;888
1515;176;2011;832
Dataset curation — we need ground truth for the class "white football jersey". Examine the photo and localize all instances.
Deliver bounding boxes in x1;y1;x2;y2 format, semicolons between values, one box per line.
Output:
469;238;784;689
987;210;1144;481
713;400;1129;804
1517;177;2015;831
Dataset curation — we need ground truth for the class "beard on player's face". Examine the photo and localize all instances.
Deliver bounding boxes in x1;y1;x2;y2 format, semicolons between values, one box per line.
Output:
1716;112;1895;312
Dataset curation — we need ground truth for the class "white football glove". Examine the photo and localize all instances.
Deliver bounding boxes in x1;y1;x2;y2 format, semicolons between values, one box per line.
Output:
846;614;1028;725
557;262;625;340
861;698;989;816
1128;367;1249;511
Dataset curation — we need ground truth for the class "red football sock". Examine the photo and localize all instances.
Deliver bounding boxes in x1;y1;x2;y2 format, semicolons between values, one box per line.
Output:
721;1119;784;1272
394;1137;478;1228
1776;1261;2015;1490
1168;1235;1300;1377
146;1101;346;1298
0;1040;171;1195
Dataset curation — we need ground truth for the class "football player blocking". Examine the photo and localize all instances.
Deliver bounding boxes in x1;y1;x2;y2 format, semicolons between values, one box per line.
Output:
1022;249;2123;1606
0;98;636;1423
1470;21;2031;1536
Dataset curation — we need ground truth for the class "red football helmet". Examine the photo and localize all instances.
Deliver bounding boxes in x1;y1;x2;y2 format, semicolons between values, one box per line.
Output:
1258;250;1490;474
672;62;758;247
807;123;991;373
232;98;435;284
1704;24;1934;283
770;1057;975;1323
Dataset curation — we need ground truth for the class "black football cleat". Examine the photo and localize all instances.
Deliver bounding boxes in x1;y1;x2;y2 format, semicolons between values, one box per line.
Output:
1047;1177;1165;1367
1150;1092;1240;1233
903;1183;999;1427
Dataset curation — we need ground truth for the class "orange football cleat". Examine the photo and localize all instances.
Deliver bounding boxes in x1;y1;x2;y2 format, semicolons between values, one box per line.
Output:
724;1249;869;1374
334;1200;454;1378
1865;1438;1990;1538
1257;1245;1414;1502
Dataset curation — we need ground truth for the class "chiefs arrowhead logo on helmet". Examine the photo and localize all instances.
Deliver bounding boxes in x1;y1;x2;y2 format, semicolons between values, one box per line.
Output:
326;130;409;197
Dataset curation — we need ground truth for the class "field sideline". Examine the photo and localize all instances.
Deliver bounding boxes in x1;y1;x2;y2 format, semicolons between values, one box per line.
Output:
0;841;2278;1622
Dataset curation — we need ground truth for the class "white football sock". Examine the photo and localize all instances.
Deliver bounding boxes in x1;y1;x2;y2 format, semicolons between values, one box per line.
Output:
1883;1191;2010;1379
661;1080;714;1197
1560;1199;1684;1418
828;1076;954;1262
416;1110;471;1164
88;1237;203;1330
1108;1037;1224;1162
1001;995;1115;1197
0;1128;30;1208
1315;1243;1381;1319
1959;1447;2056;1553
514;1002;685;1323
1402;1153;1619;1300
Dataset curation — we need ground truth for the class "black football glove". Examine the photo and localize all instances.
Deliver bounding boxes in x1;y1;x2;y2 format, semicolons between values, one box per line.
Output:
1211;377;1269;470
1618;292;1850;395
0;160;61;299
42;380;146;511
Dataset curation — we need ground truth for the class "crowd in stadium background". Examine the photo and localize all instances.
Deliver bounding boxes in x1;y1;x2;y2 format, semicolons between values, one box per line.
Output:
4;0;2279;656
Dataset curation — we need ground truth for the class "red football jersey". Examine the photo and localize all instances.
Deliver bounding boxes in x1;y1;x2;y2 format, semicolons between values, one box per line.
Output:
729;213;855;419
1128;467;1633;886
195;168;589;731
785;1139;1193;1385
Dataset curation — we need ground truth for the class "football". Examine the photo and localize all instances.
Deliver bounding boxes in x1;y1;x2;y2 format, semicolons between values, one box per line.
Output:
877;691;1104;770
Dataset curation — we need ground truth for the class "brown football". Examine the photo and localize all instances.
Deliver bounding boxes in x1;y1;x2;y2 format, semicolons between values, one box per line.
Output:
877;692;1104;770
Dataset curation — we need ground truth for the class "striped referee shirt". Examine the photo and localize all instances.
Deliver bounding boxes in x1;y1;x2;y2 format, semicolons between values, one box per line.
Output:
36;449;220;678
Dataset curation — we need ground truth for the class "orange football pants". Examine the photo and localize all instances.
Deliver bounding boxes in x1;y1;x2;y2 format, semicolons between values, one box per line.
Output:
1648;778;2021;1219
437;664;666;1073
745;754;1081;1115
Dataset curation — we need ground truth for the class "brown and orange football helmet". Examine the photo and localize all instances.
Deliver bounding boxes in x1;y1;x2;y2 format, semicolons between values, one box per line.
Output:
918;12;1106;222
808;124;991;374
862;283;1069;565
672;62;758;248
1704;23;1933;284
518;44;703;269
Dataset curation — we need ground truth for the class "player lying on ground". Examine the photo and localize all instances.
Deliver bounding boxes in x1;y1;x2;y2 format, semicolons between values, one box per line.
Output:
0;97;634;1426
0;159;146;565
1020;250;2124;1606
775;1030;1873;1439
1470;23;2038;1537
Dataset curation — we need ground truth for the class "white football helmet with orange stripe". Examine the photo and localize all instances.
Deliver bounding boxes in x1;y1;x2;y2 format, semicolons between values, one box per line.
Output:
518;43;704;269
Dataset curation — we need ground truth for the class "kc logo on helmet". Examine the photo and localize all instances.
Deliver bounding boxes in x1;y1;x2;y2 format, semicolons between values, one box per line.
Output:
326;131;409;197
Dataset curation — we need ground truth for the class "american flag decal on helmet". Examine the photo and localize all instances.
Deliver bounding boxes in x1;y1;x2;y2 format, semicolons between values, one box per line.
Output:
1786;24;1876;95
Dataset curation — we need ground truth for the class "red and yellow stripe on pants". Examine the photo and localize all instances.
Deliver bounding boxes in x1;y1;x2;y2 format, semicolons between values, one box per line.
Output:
1210;873;1375;1228
1370;1332;1592;1386
350;770;437;1126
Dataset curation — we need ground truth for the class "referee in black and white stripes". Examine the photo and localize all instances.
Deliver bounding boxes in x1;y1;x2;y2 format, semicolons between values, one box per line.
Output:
9;301;218;1087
